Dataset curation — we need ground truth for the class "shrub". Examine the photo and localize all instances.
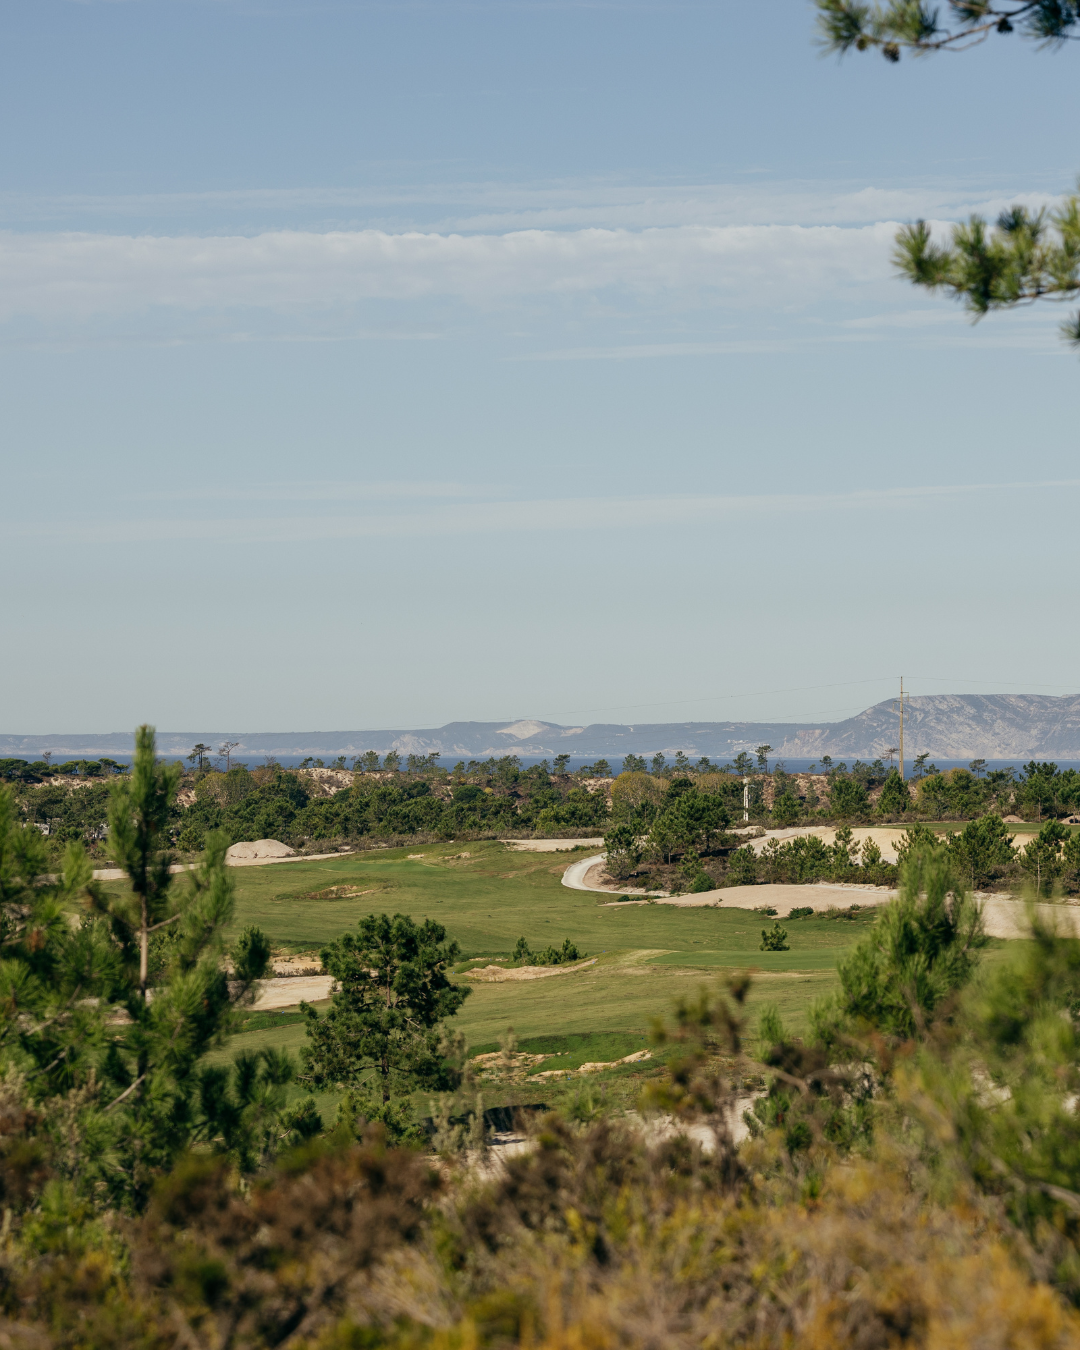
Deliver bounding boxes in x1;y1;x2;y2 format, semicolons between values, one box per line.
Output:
772;791;800;827
726;845;759;886
829;776;871;819
760;921;789;951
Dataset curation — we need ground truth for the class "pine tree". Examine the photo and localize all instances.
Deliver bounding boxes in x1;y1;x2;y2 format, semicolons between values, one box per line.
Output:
1;726;279;1209
0;786;116;1098
877;768;910;816
300;913;470;1137
90;726;274;1206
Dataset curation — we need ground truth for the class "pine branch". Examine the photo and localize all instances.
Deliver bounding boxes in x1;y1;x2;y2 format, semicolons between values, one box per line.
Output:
894;192;1080;349
103;1073;146;1113
817;0;1080;59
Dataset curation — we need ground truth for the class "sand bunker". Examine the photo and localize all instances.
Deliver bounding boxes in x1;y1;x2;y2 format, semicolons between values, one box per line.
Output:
735;823;1032;864
532;1050;652;1080
501;837;605;852
251;974;333;1009
599;883;1080;942
226;839;296;861
603;882;896;914
471;1047;651;1081
734;826;905;864
465;957;598;982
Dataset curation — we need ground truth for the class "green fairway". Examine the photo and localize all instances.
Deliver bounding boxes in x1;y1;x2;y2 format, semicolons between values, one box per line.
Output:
648;948;851;971
99;839;880;961
218;952;838;1066
124;840;881;1101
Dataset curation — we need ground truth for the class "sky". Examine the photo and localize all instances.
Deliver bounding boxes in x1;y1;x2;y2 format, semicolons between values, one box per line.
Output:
2;0;1080;735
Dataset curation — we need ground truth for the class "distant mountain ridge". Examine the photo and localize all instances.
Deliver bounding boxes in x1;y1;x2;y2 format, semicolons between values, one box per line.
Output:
4;694;1080;761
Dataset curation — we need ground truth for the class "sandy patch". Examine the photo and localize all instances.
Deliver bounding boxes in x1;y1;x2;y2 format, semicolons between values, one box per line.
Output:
980;898;1080;939
532;1049;652;1080
600;883;1080;942
226;849;355;868
465;957;598;983
602;882;897;914
473;1046;652;1082
472;1050;550;1072
227;838;295;861
251;974;333;1009
88;849;356;881
735;826;908;863
269;955;323;976
501;837;605;852
735;824;1032;865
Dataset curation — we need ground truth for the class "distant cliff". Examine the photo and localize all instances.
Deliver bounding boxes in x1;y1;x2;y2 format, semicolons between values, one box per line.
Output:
4;694;1080;761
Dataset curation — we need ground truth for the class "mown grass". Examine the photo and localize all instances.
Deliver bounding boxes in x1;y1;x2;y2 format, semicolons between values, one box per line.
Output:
98;840;882;958
110;840;894;1110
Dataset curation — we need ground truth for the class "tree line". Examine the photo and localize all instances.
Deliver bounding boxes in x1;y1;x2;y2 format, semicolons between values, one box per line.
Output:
7;745;1080;862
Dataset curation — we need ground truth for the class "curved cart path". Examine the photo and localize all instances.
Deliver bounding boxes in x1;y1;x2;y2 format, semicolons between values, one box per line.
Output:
560;851;1080;940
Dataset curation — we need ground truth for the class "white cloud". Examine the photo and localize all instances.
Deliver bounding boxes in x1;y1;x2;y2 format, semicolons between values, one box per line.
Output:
0;177;1061;232
0;222;898;322
132;479;504;502
12;478;1079;545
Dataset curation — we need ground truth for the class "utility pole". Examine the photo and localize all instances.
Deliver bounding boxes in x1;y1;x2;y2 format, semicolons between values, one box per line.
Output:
899;676;905;781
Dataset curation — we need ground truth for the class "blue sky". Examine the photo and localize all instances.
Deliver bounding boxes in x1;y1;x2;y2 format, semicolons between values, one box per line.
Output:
3;0;1079;734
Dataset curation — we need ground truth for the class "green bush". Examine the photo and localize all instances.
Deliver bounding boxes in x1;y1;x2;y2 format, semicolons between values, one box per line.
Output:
726;845;759;886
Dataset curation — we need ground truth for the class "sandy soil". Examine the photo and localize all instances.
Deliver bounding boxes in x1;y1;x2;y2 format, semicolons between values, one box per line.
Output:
464;957;598;983
734;826;904;864
226;839;295;861
251;975;334;1009
597;882;1080;941
532;1050;652;1080
226;849;355;868
979;898;1080;939
269;955;323;976
602;883;897;915
501;837;605;852
734;823;1031;864
88;848;355;881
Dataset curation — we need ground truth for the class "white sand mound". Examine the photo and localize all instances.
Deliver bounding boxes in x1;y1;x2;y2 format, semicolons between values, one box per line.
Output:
226;839;296;861
501;837;604;852
532;1050;652;1079
465;958;598;982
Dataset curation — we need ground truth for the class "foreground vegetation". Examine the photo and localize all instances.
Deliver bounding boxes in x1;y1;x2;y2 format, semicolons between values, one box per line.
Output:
0;728;1078;1346
5;736;1080;1347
